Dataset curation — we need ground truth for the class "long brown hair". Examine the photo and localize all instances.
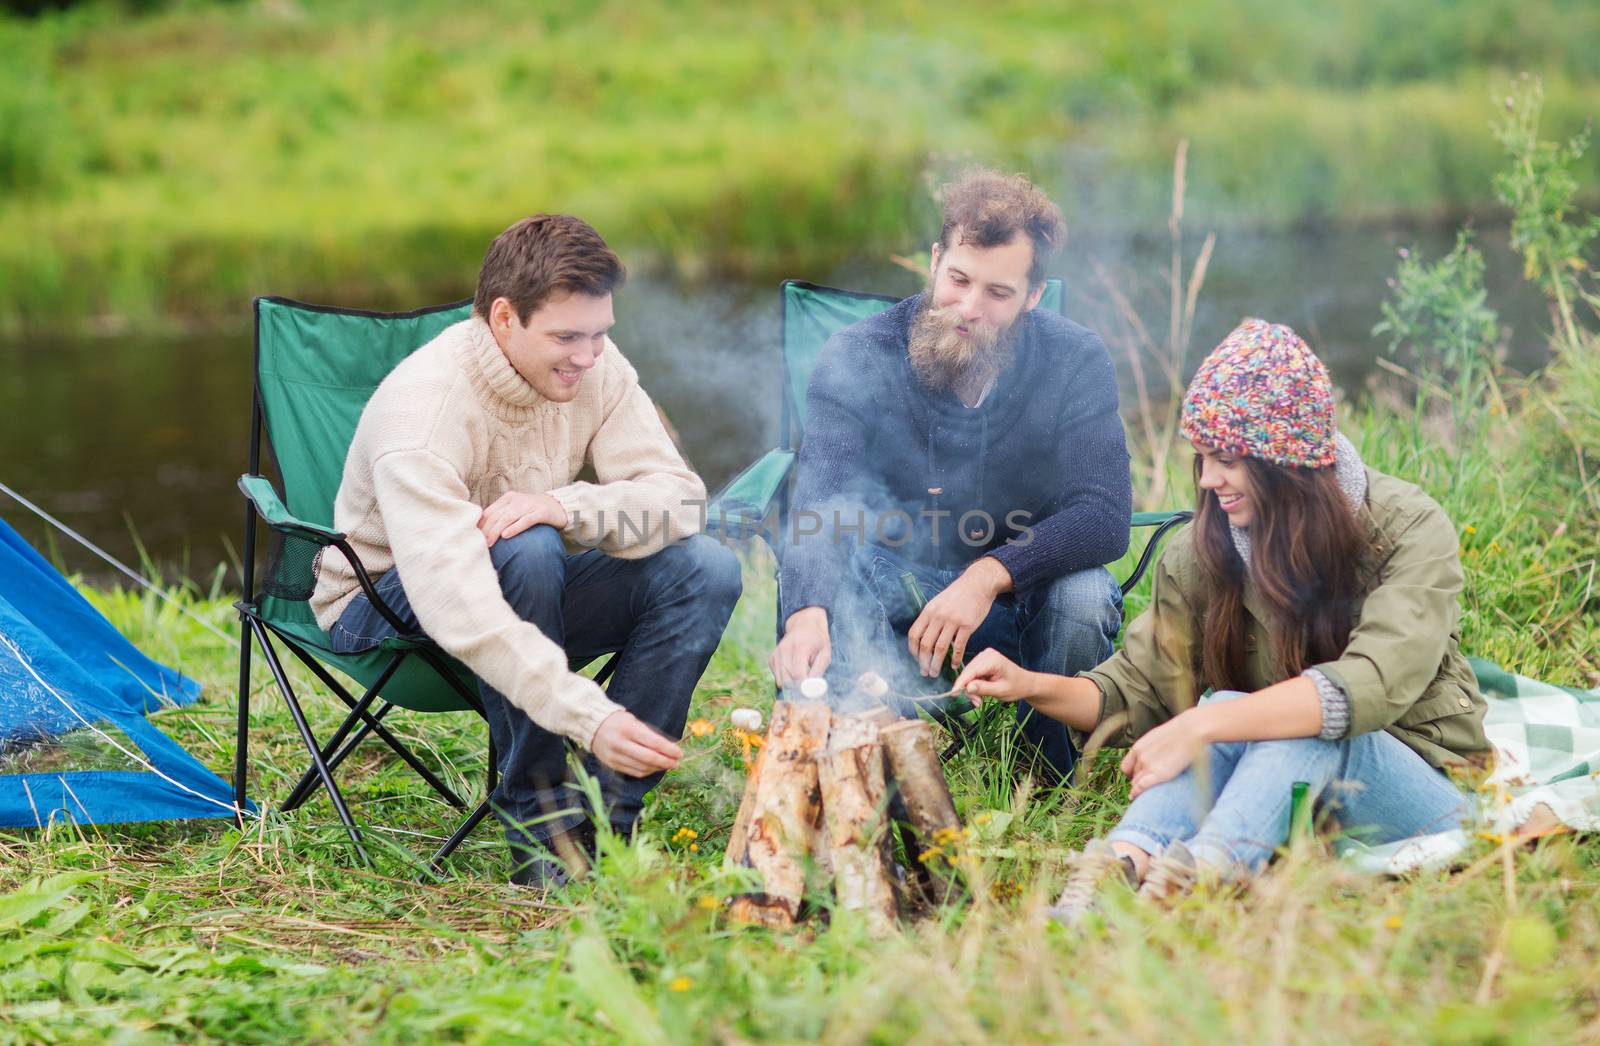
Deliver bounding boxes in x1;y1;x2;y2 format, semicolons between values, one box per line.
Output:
1192;454;1366;690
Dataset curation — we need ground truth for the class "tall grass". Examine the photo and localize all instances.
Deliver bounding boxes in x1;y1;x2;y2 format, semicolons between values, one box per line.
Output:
4;0;1600;332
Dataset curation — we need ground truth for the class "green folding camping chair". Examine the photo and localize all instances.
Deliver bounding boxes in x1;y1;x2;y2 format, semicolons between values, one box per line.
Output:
705;280;1193;751
234;296;616;872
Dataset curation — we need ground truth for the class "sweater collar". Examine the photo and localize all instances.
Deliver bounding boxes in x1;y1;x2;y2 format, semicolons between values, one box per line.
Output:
456;316;551;418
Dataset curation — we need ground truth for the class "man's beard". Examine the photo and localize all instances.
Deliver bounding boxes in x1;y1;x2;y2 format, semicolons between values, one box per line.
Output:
908;300;1018;396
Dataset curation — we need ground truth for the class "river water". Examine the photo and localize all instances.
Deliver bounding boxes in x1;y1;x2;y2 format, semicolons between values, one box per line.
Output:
0;222;1553;585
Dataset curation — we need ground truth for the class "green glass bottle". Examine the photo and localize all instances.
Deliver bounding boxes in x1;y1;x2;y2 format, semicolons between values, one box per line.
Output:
1289;780;1313;845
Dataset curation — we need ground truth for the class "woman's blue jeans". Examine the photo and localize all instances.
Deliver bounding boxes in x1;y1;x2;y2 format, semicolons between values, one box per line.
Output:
1106;690;1472;873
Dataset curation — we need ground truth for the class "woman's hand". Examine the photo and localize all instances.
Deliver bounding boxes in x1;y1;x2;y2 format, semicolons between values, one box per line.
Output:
1121;711;1209;798
952;649;1038;705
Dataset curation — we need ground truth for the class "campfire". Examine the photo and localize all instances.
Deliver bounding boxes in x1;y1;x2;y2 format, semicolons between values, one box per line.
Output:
722;675;968;933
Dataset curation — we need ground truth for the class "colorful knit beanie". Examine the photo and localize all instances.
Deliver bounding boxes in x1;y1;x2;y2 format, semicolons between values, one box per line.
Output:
1180;318;1336;469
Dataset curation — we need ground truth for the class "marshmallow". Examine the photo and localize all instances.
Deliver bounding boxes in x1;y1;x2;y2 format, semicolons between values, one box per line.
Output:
856;672;890;699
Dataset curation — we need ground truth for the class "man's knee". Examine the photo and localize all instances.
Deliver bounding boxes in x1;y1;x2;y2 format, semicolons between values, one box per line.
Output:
1016;566;1122;674
660;534;743;608
1034;566;1122;619
488;525;567;586
1023;568;1122;639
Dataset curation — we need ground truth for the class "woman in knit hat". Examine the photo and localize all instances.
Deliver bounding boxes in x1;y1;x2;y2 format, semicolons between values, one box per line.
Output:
954;318;1490;920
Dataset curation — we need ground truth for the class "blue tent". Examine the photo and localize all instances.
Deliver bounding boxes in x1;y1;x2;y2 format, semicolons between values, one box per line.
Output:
0;517;242;827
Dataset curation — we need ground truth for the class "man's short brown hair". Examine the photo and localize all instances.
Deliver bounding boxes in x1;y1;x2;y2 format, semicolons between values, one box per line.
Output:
937;169;1065;288
473;214;626;322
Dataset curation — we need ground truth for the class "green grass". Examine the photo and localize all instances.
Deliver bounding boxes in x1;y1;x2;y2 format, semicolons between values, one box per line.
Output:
0;329;1596;1042
5;0;1600;332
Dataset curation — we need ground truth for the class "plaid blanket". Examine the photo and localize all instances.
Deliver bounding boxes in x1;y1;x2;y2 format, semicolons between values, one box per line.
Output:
1344;657;1600;875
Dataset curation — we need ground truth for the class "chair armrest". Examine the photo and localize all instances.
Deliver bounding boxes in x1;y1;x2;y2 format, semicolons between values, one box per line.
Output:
1131;510;1192;528
1120;509;1194;596
706;448;796;536
238;474;343;545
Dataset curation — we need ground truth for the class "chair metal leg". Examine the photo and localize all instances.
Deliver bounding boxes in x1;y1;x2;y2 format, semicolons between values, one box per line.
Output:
250;619;370;865
932;706;978;762
427;799;494;877
486;733;498;797
277;641;468;809
416;647;489;717
425;727;500;880
280;689;390;813
233;605;254;822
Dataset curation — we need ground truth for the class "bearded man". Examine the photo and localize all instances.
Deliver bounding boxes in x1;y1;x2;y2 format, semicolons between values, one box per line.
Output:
768;169;1132;780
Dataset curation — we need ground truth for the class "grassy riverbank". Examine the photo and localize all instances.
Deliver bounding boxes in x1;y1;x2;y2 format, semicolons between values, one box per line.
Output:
5;0;1600;332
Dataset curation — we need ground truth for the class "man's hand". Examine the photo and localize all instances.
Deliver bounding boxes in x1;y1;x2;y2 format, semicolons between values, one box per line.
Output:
952;648;1038;705
1121;711;1208;799
478;491;570;547
769;606;830;687
591;710;682;777
906;557;1011;677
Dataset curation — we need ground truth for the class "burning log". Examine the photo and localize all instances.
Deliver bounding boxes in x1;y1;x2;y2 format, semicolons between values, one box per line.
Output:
723;729;770;868
818;715;897;934
881;718;966;900
727;701;830;927
725;699;967;929
880;719;960;836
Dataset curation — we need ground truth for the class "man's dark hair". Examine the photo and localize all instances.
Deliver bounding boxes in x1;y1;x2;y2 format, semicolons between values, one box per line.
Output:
473;214;626;322
937;168;1066;287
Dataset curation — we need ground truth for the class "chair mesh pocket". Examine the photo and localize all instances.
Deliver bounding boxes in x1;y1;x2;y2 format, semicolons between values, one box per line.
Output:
261;531;326;602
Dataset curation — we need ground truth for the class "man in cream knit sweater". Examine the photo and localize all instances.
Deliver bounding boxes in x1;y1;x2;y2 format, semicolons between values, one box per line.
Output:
311;215;741;885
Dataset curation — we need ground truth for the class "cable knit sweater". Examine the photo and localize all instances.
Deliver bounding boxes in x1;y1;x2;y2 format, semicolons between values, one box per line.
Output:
310;316;707;747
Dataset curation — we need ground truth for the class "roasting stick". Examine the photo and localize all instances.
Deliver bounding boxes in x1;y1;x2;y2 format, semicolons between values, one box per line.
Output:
898;687;970;703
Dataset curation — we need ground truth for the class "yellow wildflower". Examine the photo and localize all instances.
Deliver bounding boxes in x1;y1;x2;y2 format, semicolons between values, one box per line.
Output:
696;895;721;910
1384;915;1403;930
669;976;693;993
687;718;714;738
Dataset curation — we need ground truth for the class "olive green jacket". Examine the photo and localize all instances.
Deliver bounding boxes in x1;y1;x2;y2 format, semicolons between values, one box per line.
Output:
1082;469;1489;769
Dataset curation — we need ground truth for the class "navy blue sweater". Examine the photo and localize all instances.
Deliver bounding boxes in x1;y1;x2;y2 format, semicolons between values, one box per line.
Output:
779;293;1132;623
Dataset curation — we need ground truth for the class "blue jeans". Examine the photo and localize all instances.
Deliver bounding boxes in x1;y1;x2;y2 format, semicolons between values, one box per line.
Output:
329;528;742;848
826;542;1123;779
1106;690;1472;872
